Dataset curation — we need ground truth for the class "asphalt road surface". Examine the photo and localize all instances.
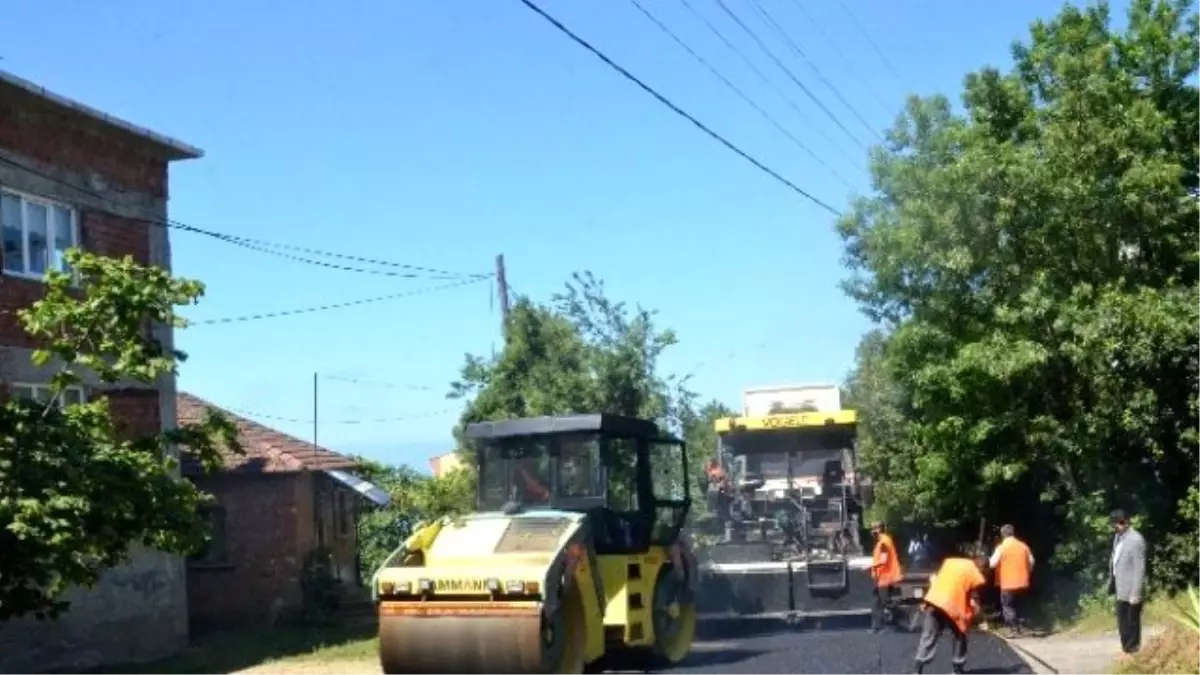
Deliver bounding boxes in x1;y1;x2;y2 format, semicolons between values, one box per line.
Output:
664;615;1034;674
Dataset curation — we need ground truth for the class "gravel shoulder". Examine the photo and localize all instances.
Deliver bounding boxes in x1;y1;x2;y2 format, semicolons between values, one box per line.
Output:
1002;625;1166;674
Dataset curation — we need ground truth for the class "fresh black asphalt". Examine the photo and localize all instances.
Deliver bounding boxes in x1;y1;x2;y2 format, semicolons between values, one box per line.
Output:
667;615;1034;674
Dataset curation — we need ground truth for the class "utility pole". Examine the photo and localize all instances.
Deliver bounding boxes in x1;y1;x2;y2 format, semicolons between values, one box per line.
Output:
312;372;319;449
495;253;511;342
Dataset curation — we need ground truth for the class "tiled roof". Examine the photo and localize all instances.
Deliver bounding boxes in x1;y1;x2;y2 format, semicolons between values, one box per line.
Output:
178;392;358;476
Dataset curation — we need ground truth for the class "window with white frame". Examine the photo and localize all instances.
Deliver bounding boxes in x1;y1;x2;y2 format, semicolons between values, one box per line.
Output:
0;189;80;280
9;382;86;408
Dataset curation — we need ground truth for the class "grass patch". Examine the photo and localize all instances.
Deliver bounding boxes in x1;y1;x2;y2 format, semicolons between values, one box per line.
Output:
96;623;376;674
1112;625;1200;674
1063;595;1184;635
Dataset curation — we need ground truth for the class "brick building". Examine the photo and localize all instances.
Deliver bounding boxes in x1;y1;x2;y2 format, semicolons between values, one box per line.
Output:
179;393;388;631
0;70;201;671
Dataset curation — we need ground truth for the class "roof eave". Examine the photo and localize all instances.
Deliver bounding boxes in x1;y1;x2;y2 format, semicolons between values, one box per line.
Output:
0;69;204;161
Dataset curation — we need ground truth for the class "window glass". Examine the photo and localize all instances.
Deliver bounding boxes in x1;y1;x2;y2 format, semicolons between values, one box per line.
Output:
60;387;84;407
25;202;47;276
10;384;85;408
52;205;73;273
190;507;229;565
2;194;23;273
557;435;602;499
605;438;639;512
476;438;552;511
509;441;551;505
649;441;687;501
0;193;77;279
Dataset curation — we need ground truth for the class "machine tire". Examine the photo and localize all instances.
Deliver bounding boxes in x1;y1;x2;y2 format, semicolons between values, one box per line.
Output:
641;565;697;669
543;584;587;674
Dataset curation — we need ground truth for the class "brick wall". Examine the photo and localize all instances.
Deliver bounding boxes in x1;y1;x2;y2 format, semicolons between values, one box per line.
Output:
0;89;168;197
103;388;163;441
0;82;187;672
188;472;314;631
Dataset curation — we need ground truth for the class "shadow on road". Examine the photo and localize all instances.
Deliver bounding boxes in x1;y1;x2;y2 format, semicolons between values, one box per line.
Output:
964;666;1031;674
681;648;766;669
88;621;376;674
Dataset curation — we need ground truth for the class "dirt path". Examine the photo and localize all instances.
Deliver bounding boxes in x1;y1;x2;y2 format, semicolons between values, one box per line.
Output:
235;658;380;674
1003;625;1166;674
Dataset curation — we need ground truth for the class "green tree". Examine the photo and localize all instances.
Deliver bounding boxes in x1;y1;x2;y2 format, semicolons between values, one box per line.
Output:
353;458;474;579
838;0;1198;591
0;250;240;621
447;271;696;504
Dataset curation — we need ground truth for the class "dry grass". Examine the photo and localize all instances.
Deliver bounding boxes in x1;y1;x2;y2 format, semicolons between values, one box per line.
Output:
1112;625;1200;675
1062;595;1183;635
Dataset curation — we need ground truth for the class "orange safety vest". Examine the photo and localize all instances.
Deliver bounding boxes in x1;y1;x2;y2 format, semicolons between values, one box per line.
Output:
995;537;1032;591
872;533;903;587
924;557;987;634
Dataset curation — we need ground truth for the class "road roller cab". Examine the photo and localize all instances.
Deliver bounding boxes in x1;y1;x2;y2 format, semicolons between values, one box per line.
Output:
373;413;699;674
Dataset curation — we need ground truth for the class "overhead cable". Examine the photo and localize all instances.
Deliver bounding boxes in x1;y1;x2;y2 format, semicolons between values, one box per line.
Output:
0;155;488;280
515;0;842;216
187;276;488;326
786;0;894;113
745;0;883;141
319;373;439;392
675;0;859;168
227;405;460;425
627;0;854;189
710;0;868;151
832;0;911;91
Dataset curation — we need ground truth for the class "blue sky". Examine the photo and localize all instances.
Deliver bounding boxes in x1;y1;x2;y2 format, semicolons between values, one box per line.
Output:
3;0;1110;469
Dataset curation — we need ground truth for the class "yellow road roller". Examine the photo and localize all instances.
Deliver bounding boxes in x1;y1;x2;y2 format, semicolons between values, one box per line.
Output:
372;413;699;674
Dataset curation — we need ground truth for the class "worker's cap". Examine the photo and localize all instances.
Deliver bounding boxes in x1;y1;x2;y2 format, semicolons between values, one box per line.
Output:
869;521;884;531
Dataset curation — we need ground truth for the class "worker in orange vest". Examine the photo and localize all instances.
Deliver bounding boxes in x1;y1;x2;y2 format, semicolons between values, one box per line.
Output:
869;521;903;632
705;459;732;520
989;523;1034;635
913;553;989;675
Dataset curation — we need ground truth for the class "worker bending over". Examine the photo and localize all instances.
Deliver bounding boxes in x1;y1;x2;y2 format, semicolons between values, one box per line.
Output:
990;524;1034;634
913;554;989;675
869;521;903;632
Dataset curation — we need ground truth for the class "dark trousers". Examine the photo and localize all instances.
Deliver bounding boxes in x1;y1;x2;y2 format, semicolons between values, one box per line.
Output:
871;584;896;629
1116;600;1143;653
1000;589;1024;630
915;606;968;671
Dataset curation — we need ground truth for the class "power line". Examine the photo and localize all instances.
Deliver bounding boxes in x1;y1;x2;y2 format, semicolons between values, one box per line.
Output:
319;373;439;392
227;405;460;425
710;0;868;151
627;0;854;190
187;276;488;326
514;0;842;216
0;155;488;280
675;0;859;167
832;0;910;91
786;0;895;115
745;0;883;142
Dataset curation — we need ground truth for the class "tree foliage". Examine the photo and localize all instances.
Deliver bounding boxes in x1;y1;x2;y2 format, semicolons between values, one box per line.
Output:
0;250;240;621
451;272;694;432
353;458;474;579
355;271;705;574
839;0;1198;593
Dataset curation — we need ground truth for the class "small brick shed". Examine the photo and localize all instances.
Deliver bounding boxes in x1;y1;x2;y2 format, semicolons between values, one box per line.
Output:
178;392;379;631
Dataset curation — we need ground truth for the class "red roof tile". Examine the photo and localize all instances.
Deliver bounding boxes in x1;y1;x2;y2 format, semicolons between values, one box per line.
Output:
178;392;358;475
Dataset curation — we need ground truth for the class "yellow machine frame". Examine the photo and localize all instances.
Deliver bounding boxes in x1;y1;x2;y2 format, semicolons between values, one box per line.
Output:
372;413;699;674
